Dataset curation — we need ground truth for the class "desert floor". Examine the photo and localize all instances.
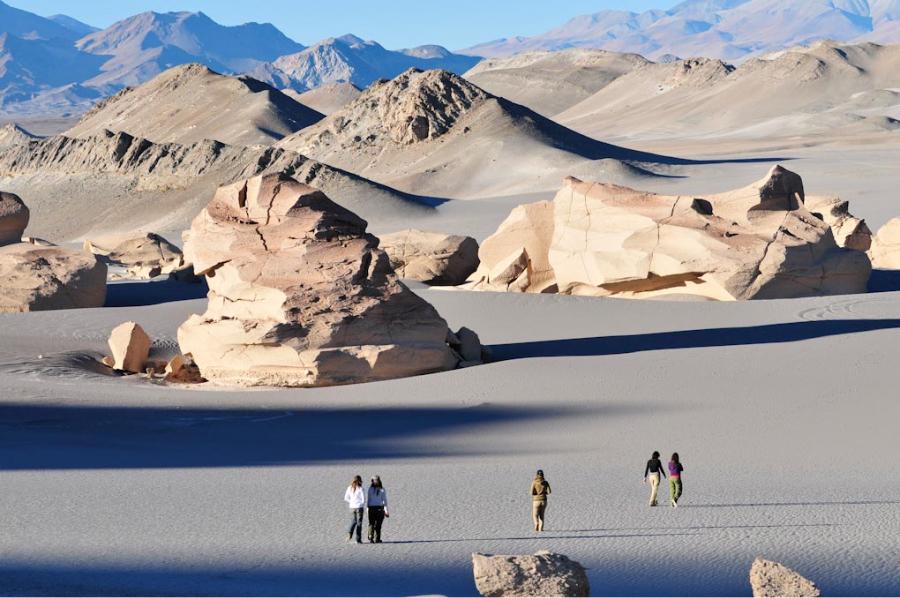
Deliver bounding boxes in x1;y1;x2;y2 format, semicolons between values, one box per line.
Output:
1;139;900;596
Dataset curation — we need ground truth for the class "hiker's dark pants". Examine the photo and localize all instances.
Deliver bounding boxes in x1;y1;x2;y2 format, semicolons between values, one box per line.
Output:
367;506;385;542
348;508;364;540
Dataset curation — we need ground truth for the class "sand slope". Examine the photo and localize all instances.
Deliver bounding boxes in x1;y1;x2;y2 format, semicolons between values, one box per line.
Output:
0;130;438;241
64;64;324;146
556;41;900;144
464;49;649;117
277;69;680;198
285;83;362;116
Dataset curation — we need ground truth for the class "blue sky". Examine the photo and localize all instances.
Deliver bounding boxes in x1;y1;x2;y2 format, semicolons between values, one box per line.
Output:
9;0;680;49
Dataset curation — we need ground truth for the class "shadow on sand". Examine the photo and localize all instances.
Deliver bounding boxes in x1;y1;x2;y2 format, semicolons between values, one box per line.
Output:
105;278;208;307
0;402;617;471
489;319;900;361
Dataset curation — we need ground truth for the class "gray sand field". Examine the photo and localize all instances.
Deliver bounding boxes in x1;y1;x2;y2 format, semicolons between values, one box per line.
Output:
2;281;899;596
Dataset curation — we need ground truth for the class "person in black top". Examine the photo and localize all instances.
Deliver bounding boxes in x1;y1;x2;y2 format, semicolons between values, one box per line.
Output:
643;451;667;507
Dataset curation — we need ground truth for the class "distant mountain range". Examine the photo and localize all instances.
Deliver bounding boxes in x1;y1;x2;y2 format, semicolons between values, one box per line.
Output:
3;0;900;119
460;0;900;60
0;0;479;117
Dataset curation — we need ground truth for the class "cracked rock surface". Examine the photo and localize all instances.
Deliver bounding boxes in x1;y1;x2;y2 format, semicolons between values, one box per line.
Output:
869;217;900;270
464;165;871;300
178;173;465;387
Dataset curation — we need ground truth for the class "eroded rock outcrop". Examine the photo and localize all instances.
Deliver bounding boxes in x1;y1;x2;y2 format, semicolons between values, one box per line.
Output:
84;232;188;280
379;229;479;285
750;558;820;597
178;173;478;387
0;192;107;312
806;195;872;251
472;551;590;597
464;166;871;300
869;218;900;269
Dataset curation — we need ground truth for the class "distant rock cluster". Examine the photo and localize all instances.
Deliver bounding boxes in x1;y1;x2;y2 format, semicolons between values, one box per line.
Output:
464;166;872;300
379;229;479;286
0;192;106;312
177;173;484;387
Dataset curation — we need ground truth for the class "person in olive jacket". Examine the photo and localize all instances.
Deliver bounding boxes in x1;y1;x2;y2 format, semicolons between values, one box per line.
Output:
531;469;552;532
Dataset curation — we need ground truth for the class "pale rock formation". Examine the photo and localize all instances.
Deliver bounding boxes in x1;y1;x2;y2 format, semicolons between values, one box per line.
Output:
84;232;187;279
472;550;590;597
0;191;29;245
379;229;479;285
107;322;151;373
464;202;556;293
465;167;871;300
178;173;476;387
869;218;900;269
0;191;106;311
749;558;820;597
0;244;107;312
806;195;872;251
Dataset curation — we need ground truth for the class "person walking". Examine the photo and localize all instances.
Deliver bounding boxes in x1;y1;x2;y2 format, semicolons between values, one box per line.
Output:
531;469;552;532
366;475;389;543
668;453;684;507
344;475;366;543
643;451;666;506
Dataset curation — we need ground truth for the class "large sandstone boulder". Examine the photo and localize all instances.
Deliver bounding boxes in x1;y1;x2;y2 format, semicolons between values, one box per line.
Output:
869;218;900;270
84;232;187;280
472;551;589;597
0;191;107;312
379;229;479;285
0;191;29;246
749;558;820;597
108;322;151;373
0;243;107;312
178;173;475;387
465;166;871;300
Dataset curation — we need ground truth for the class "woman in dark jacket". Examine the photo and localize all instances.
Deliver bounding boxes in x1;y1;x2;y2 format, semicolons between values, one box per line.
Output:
531;469;552;531
643;451;666;506
366;475;389;543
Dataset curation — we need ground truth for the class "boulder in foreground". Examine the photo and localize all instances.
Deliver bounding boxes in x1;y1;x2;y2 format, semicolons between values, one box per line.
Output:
108;322;151;373
178;173;479;387
750;558;820;597
464;166;871;300
472;550;589;597
379;229;479;285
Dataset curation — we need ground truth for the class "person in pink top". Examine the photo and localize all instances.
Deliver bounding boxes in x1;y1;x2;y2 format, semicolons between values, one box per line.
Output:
668;453;684;507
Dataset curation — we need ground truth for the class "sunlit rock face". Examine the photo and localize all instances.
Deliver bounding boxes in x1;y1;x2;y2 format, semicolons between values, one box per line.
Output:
178;173;468;387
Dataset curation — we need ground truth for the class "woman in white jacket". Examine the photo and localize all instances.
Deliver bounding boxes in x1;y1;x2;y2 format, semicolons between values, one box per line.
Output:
344;475;366;543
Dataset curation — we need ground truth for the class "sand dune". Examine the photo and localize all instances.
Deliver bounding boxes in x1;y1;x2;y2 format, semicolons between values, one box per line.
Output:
64;64;324;146
0;130;437;241
464;49;649;117
277;68;681;198
284;83;362;116
557;41;900;144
